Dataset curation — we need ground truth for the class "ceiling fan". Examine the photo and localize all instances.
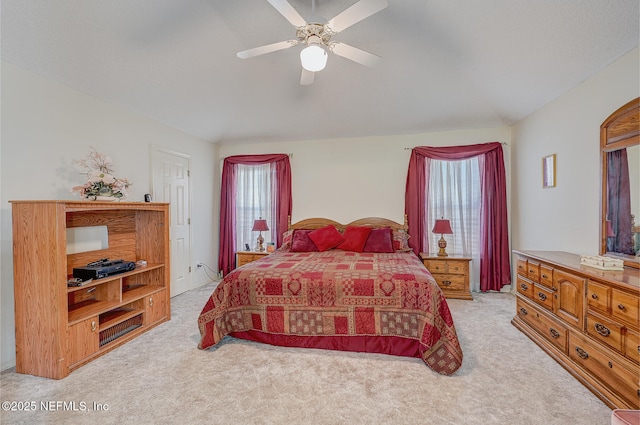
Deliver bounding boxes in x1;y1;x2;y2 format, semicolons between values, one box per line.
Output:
237;0;388;85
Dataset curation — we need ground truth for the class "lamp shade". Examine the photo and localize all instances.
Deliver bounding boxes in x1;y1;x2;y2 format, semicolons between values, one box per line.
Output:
432;219;453;235
300;44;328;72
252;219;269;232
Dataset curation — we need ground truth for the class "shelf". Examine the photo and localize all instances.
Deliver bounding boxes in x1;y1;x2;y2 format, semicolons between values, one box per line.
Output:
99;307;144;331
67;264;165;294
122;284;164;304
68;300;121;325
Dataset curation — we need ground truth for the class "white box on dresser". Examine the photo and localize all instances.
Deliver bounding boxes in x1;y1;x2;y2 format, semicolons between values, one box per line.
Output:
512;250;639;410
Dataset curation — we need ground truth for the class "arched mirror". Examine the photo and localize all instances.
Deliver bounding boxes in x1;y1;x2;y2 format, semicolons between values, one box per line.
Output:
600;97;639;269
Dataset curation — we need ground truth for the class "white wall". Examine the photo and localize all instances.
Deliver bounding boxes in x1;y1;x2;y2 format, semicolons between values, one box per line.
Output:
512;48;639;255
0;61;219;371
219;128;512;225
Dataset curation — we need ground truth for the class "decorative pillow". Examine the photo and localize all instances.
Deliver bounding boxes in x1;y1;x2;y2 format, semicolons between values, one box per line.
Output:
363;227;394;253
290;229;319;252
392;229;412;252
337;226;372;252
281;229;294;250
308;225;345;252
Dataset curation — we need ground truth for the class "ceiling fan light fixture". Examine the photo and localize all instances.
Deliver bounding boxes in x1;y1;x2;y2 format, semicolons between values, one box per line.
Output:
300;44;327;72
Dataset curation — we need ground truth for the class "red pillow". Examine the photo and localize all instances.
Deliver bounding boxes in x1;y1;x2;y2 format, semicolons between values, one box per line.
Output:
308;225;345;252
363;228;394;253
337;226;372;252
290;229;319;252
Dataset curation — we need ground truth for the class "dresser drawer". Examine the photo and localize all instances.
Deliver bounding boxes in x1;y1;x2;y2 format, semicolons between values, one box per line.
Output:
517;297;567;353
237;257;252;267
527;260;540;282
517;275;534;300
517;257;527;277
611;288;639;327
539;264;554;288
587;280;611;314
446;260;468;275
516;297;533;320
626;328;640;364
236;252;268;267
586;312;623;353
433;274;466;291
569;331;639;409
426;260;447;274
532;283;554;311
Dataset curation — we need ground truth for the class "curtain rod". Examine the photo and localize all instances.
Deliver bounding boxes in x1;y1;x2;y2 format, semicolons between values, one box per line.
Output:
404;142;508;150
220;153;294;161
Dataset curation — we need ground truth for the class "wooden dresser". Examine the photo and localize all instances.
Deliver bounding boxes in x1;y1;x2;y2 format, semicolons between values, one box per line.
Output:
512;250;639;409
420;254;472;300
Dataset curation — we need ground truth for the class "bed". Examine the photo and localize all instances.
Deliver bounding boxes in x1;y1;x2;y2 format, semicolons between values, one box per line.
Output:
197;217;463;375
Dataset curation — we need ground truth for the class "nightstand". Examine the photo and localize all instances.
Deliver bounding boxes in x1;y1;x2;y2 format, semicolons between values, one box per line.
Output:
236;251;269;268
420;254;472;300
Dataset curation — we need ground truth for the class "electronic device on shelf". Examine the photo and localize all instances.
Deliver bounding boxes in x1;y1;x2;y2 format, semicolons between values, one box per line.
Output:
73;258;136;281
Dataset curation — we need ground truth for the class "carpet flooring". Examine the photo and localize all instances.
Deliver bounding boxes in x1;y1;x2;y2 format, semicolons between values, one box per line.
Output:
1;282;613;425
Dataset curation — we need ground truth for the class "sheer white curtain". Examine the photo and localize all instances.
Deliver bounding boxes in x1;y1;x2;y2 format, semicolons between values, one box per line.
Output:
235;163;275;251
426;158;482;292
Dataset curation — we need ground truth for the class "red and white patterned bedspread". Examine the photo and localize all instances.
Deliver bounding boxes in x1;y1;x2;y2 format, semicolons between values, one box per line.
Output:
197;250;463;375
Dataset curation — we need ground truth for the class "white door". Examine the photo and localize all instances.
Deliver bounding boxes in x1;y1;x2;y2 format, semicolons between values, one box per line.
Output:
151;147;192;297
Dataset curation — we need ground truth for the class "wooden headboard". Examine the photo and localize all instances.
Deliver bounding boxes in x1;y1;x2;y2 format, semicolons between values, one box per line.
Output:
288;215;408;232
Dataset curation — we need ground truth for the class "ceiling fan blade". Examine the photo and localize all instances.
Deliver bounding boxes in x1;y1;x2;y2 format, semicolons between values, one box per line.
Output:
326;0;388;33
300;68;315;85
330;42;382;67
237;40;299;59
266;0;307;28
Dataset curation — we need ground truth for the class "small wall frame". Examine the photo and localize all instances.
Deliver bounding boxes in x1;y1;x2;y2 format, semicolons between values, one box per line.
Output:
542;154;556;188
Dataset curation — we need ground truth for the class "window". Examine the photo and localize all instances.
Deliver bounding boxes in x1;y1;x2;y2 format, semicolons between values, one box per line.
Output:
426;158;480;256
426;158;481;290
235;163;274;251
405;143;511;292
218;154;291;275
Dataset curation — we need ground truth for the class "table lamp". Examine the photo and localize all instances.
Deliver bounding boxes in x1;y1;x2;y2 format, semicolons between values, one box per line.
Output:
432;218;453;257
252;218;269;252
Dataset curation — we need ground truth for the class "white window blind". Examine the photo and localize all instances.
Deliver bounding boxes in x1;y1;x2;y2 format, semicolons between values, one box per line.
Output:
235;163;274;251
426;157;481;291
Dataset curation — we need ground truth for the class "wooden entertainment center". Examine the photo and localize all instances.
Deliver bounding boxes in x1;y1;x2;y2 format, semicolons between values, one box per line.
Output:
10;200;171;379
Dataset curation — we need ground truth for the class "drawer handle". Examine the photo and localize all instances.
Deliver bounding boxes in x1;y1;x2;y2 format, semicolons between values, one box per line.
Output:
519;307;528;316
149;297;154;307
617;304;625;311
542;273;548;279
91;320;97;332
442;280;452;286
575;347;589;360
591;293;598;300
594;323;610;337
549;328;560;339
537;292;547;301
520;283;528;291
529;269;535;274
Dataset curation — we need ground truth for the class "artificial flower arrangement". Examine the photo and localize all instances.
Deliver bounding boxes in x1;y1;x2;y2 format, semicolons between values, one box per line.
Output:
72;147;131;200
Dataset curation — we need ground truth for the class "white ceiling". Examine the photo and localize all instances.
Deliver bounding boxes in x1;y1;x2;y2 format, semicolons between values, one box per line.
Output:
2;1;638;144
